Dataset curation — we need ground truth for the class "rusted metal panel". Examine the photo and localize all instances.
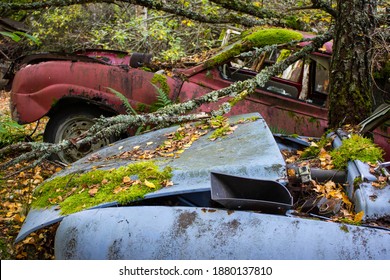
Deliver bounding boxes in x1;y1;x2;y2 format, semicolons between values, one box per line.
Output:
16;113;286;243
11;60;183;123
55;206;390;260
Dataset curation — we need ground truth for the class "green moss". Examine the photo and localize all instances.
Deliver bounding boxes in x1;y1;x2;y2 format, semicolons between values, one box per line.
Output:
205;43;243;68
300;135;332;159
330;134;384;169
284;16;305;30
151;73;170;95
244;28;303;48
276;49;292;63
208;116;232;141
32;161;172;215
339;224;349;233
205;28;303;68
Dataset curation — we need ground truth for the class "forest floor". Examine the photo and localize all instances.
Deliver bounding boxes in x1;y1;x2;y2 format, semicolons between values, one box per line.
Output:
0;90;59;259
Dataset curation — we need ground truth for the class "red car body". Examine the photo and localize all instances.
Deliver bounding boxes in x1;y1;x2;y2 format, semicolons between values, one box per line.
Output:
9;40;390;161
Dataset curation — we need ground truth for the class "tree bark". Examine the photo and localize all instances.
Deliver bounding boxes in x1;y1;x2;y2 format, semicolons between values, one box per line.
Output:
328;0;377;127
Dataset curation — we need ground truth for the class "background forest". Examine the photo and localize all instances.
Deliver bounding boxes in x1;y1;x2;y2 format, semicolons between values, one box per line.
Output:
0;0;350;62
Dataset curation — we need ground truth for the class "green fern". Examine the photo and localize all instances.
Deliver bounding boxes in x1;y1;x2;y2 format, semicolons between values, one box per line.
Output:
106;87;138;116
150;83;173;112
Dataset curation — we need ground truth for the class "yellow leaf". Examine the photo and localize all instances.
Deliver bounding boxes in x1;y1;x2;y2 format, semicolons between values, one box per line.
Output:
354;211;364;223
13;214;25;223
122;176;131;183
144;179;156;189
342;193;353;209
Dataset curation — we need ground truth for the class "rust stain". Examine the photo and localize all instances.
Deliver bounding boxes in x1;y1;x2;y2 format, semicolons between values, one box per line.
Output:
62;227;78;260
175;211;197;234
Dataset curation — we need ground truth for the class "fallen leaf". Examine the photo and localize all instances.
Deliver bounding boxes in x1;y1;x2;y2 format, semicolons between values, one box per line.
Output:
122;176;132;183
144;179;156;189
89;188;98;197
354;211;364;223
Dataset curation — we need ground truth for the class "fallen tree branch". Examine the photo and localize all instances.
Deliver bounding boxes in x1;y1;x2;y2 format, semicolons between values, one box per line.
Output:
0;31;332;174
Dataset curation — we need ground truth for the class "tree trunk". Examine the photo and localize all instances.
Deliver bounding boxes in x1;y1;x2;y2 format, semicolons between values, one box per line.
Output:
328;0;377;128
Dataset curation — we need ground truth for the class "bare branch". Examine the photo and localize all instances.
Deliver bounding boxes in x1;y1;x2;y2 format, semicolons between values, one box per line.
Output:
311;0;338;18
290;1;337;18
209;0;280;20
0;0;279;27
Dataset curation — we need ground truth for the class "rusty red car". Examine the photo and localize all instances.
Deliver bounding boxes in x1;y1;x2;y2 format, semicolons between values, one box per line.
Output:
7;31;390;163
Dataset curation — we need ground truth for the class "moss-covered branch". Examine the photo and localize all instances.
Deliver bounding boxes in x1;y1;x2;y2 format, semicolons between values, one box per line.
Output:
205;28;305;68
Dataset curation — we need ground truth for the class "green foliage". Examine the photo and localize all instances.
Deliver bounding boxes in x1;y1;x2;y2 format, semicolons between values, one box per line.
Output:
151;74;170;95
0;115;26;148
300;135;331;159
32;161;173;215
330;134;384;169
28;3;218;60
150;84;173;112
106;87;138;116
0;31;41;45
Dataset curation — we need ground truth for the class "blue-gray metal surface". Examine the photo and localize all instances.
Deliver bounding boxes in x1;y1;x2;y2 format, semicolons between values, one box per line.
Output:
16;113;286;243
55;206;390;260
347;160;390;220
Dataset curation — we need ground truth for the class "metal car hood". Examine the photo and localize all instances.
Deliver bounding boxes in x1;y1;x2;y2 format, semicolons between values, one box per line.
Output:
16;113;286;242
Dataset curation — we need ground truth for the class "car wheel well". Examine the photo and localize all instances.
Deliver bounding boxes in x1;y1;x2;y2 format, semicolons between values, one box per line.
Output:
47;98;117;118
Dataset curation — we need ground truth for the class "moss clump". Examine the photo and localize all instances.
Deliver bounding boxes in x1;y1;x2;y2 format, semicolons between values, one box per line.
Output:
330;134;383;169
151;73;170;95
205;43;243;67
300;135;332;159
32;161;172;215
244;28;303;48
205;28;303;68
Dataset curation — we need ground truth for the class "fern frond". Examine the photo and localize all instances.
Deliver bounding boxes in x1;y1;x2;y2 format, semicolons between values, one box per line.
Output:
150;83;173;111
106;87;138;116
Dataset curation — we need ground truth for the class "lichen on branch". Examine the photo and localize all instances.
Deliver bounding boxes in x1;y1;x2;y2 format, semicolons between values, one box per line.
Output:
0;31;332;173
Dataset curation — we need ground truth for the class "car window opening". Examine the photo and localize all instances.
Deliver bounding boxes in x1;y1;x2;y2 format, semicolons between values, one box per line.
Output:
219;49;330;106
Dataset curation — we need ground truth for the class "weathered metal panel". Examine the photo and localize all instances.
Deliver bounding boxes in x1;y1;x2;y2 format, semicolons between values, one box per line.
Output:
16;113;286;242
11;60;183;123
55;206;390;260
